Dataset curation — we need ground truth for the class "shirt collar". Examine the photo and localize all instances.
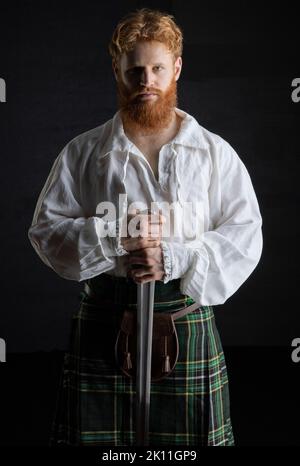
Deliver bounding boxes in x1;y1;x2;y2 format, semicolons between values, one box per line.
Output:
101;107;209;156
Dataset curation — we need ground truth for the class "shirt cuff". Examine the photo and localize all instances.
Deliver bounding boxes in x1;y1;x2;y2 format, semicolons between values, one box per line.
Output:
96;215;129;258
160;240;194;283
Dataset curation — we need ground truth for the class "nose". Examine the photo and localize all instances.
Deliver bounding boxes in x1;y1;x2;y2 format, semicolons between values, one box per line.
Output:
139;69;155;88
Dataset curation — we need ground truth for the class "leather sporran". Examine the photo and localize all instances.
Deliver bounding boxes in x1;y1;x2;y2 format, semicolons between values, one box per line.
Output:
114;309;179;382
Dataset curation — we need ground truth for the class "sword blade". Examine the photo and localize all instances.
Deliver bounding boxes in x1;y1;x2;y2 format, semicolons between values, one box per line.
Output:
136;280;155;446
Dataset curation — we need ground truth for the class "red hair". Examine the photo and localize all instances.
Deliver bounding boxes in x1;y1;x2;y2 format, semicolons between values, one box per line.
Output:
108;8;183;64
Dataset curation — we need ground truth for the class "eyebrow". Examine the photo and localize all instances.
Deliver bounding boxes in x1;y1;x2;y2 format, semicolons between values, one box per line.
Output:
126;63;165;70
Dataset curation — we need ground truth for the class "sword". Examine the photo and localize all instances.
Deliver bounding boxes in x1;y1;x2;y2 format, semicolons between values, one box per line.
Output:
135;280;155;446
133;207;162;445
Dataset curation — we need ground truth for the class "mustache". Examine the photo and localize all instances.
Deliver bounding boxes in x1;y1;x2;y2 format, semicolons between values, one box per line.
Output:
130;88;162;100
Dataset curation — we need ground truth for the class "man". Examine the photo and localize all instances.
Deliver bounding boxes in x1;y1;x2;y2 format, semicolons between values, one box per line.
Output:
28;8;263;446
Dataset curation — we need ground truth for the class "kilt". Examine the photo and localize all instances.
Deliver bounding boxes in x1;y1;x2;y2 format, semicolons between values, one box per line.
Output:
50;274;235;446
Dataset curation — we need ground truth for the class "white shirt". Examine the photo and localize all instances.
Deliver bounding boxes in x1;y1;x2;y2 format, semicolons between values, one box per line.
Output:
28;107;263;306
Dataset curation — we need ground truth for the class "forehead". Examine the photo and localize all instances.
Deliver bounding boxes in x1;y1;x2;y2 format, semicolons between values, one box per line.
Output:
120;40;173;67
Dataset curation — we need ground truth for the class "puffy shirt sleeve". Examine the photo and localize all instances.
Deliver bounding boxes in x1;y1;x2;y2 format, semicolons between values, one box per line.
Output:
160;138;263;306
28;141;128;281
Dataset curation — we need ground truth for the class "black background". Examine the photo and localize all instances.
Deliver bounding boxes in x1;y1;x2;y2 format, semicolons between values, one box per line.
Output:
0;0;299;446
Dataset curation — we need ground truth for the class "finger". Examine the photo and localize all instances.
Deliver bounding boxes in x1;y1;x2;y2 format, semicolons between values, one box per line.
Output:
157;209;166;223
127;256;155;267
127;213;149;237
145;224;161;237
131;208;140;215
128;210;165;225
132;273;156;284
123;242;157;253
124;238;161;252
133;216;163;237
138;239;161;250
131;267;151;276
130;268;149;277
130;260;163;274
130;270;160;282
127;213;164;239
147;212;165;224
131;268;153;278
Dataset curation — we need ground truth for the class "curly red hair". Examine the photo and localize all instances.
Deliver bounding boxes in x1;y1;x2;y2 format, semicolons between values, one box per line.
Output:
108;8;183;64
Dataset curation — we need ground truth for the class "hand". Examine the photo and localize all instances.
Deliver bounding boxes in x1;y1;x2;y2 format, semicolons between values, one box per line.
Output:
124;245;165;283
120;209;165;253
122;209;166;283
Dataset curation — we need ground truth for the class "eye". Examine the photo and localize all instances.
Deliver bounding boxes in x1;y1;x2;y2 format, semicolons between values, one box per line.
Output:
153;66;163;71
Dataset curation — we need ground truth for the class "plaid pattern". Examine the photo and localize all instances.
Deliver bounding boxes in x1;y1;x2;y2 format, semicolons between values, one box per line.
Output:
50;275;235;446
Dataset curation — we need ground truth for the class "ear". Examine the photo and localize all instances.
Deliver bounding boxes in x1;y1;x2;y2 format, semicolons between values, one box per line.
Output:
174;56;182;81
112;59;119;81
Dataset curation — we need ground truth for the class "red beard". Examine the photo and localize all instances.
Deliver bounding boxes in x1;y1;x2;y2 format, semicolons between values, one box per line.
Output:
116;75;178;135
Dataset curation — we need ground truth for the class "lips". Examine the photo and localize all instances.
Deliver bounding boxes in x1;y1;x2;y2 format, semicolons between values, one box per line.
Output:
132;92;159;102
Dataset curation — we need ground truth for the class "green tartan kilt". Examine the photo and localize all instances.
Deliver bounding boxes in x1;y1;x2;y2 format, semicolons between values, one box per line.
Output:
50;275;235;446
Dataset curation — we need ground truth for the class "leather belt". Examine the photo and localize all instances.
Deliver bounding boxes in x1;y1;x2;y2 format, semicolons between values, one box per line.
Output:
83;281;201;320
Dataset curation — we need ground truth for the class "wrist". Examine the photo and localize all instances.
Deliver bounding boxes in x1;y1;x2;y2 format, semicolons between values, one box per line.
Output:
160;240;194;283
